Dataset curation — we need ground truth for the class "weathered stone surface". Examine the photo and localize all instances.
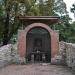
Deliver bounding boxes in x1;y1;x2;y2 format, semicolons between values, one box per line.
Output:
11;44;26;64
51;41;66;65
59;41;75;70
0;44;12;68
65;43;75;70
11;44;18;63
0;41;75;71
59;41;66;64
51;55;63;65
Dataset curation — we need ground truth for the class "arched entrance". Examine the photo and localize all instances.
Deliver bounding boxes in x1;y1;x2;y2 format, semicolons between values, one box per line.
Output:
26;27;51;63
18;23;59;63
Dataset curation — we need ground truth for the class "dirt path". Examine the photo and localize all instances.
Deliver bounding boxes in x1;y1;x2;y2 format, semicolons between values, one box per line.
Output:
0;63;75;75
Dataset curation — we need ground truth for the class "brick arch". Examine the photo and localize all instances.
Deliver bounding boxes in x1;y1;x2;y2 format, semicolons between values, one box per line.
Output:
18;23;59;62
25;23;53;35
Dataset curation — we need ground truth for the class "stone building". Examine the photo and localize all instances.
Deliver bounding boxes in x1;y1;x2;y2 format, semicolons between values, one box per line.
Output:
17;16;59;63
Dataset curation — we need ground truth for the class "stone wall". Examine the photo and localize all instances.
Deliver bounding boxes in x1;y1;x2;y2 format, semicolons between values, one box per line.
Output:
65;43;75;70
11;43;22;64
0;41;75;70
51;41;66;65
0;44;12;68
0;43;26;68
59;41;75;70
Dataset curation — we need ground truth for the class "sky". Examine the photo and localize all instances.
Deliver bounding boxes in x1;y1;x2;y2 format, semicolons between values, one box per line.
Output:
63;0;75;21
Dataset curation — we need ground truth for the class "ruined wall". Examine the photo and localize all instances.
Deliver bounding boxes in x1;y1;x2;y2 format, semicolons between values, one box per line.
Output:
0;44;12;68
0;41;75;71
66;43;75;70
59;41;75;70
0;44;22;68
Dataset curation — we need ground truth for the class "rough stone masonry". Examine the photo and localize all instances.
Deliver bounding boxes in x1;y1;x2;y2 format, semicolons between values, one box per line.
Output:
0;44;12;68
0;41;75;71
58;41;75;70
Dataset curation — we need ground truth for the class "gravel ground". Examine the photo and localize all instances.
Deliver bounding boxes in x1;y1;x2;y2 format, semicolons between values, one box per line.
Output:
0;63;75;75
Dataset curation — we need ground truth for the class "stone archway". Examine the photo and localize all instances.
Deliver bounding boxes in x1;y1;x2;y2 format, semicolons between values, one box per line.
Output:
18;23;59;63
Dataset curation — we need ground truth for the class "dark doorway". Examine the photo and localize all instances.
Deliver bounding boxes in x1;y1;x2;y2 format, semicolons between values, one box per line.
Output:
26;27;51;63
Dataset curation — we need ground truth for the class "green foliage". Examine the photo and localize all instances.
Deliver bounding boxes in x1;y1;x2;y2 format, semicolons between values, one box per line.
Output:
53;0;75;43
0;0;75;44
54;0;67;16
55;14;75;43
71;3;75;17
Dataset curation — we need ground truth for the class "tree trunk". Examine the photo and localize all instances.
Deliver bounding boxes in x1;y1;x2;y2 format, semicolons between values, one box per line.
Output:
3;12;9;45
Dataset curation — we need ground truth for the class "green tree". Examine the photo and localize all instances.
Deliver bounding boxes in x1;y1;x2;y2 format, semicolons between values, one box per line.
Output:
38;0;55;16
55;14;71;41
54;0;67;16
71;3;75;17
0;0;41;45
2;0;19;45
0;0;74;45
0;0;36;45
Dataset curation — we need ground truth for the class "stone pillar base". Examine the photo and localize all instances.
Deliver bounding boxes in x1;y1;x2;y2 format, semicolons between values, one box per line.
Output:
31;54;34;63
18;57;26;64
